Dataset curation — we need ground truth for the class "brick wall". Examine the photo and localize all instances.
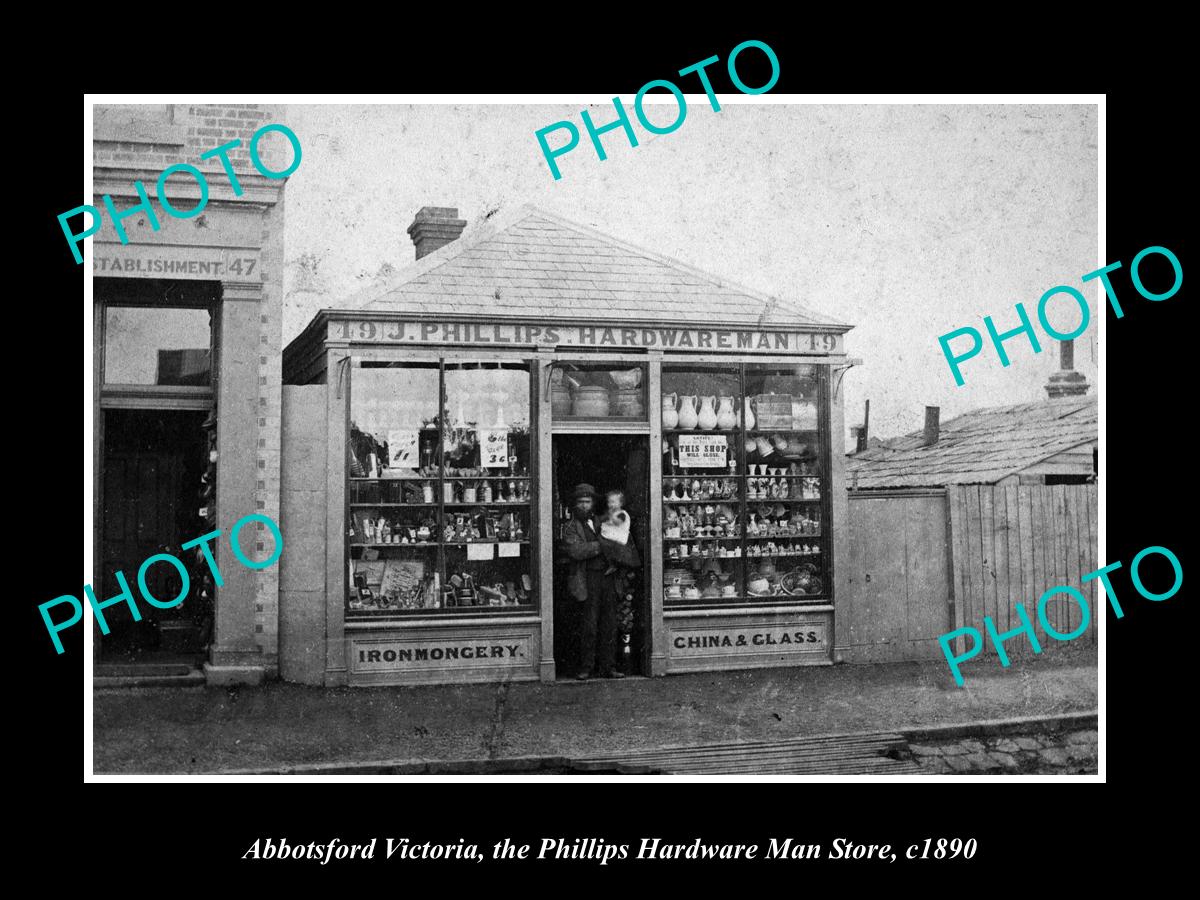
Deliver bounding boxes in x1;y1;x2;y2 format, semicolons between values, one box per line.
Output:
94;104;290;178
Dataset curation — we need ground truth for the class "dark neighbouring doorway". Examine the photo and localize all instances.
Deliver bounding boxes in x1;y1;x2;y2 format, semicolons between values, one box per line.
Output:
552;434;650;678
100;408;209;664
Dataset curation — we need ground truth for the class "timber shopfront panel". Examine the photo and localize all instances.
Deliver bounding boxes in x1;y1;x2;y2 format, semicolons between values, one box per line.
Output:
282;311;854;686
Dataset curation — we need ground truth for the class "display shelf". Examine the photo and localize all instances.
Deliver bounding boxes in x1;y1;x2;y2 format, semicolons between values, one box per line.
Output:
351;475;531;481
445;540;531;546
350;542;438;549
443;500;530;507
350;502;441;508
443;475;532;480
737;473;821;479
745;428;820;434
661;498;742;504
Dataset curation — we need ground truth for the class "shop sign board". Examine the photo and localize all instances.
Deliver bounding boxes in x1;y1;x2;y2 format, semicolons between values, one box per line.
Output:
351;635;533;672
329;319;843;354
669;622;828;657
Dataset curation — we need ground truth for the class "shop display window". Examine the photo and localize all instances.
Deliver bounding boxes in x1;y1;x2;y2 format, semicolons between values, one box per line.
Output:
661;364;829;607
347;359;536;617
550;362;648;422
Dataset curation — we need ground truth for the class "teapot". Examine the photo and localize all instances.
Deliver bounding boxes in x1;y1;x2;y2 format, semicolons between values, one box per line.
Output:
697;396;718;430
662;392;679;429
716;396;737;430
677;395;699;430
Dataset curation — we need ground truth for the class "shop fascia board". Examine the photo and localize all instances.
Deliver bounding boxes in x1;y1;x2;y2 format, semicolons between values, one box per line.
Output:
314;307;854;336
283;311;853;385
93;166;284;207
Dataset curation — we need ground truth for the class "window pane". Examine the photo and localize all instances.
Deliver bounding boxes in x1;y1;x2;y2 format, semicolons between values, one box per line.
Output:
442;362;534;611
662;365;745;605
346;359;537;618
348;362;442;615
744;364;827;602
551;363;647;421
103;306;212;386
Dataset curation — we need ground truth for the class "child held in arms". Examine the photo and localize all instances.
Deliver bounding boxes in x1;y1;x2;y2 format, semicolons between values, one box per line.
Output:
599;489;640;574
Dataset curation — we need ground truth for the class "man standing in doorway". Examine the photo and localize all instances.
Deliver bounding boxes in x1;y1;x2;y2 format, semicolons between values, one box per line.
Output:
560;483;624;681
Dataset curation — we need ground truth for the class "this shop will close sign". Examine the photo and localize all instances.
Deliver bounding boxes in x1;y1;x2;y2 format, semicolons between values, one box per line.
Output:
330;319;843;354
678;434;727;468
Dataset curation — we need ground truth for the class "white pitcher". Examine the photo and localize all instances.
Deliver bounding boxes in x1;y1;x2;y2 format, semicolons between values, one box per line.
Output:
677;395;699;430
662;392;679;429
716;396;736;430
743;397;756;431
697;396;718;430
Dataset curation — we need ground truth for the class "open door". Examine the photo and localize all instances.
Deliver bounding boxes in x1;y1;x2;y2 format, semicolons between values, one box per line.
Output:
551;434;650;677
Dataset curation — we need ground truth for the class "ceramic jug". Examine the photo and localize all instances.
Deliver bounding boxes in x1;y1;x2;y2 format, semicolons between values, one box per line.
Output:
697;396;718;430
662;392;679;429
677;395;699;430
716;396;736;430
743;397;756;431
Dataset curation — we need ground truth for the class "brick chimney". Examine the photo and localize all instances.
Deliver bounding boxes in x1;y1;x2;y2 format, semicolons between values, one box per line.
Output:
407;206;467;260
922;406;940;447
1045;339;1090;398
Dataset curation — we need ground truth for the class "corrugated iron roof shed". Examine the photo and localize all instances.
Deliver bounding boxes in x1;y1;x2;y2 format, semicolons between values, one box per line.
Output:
846;396;1097;488
350;204;849;330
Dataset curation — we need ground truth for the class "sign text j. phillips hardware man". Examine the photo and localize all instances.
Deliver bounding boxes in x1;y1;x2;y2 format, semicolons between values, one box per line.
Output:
329;320;843;354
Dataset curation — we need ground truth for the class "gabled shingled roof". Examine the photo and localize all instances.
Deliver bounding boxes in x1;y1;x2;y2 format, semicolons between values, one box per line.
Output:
351;204;848;330
846;396;1097;488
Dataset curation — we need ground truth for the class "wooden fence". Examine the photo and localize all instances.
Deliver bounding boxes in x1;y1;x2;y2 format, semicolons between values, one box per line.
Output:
841;484;1098;662
947;483;1098;656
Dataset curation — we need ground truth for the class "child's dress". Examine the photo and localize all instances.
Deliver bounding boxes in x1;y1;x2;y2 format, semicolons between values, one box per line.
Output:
600;509;630;545
599;510;641;569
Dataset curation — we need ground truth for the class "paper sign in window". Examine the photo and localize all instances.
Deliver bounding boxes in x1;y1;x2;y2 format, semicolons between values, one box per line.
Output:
479;429;510;468
498;542;521;558
467;543;496;561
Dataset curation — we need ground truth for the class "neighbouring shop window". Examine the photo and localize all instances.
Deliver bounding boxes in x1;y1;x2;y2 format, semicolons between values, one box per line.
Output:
661;363;829;607
346;359;535;617
103;305;213;386
550;362;647;421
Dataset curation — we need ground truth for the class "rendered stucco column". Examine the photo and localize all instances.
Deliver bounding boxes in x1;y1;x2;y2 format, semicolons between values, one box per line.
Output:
205;280;265;684
536;352;556;681
647;355;667;676
324;350;349;686
829;362;851;662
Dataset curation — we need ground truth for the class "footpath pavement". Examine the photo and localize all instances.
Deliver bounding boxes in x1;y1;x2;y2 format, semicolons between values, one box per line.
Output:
92;647;1097;775
905;728;1098;775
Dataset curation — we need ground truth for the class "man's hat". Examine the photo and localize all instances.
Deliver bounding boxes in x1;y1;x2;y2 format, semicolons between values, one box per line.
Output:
571;483;597;501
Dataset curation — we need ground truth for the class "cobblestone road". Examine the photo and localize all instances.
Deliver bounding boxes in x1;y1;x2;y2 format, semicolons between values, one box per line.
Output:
904;729;1097;774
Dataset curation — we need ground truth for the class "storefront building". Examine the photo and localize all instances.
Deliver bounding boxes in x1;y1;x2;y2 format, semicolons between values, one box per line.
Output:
92;104;290;685
280;205;856;685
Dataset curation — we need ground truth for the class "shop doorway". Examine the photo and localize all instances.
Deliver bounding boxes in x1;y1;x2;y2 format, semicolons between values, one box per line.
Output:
552;434;650;678
99;408;209;665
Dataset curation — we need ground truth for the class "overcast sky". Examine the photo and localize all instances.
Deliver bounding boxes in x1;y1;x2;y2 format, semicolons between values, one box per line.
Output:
281;102;1098;439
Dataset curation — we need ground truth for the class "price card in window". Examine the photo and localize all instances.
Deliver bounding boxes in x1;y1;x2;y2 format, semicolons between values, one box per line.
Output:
479;429;510;468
